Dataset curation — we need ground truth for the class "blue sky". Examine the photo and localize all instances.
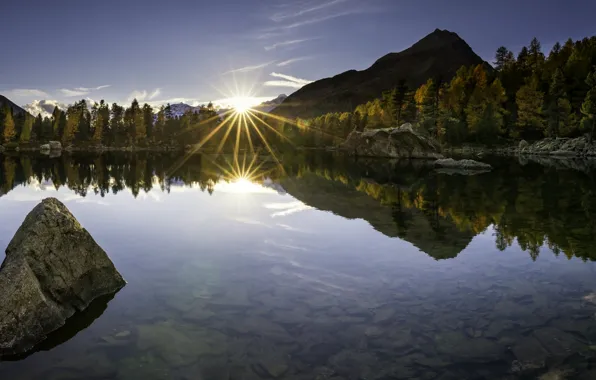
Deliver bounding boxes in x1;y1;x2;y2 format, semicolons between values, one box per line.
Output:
1;0;595;116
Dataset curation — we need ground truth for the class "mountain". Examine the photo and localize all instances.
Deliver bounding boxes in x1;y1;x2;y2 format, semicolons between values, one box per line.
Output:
0;95;31;117
271;29;489;120
168;103;200;118
255;94;287;113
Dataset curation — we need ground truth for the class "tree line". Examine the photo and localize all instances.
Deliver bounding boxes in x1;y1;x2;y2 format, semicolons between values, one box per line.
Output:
287;36;596;146
0;100;221;148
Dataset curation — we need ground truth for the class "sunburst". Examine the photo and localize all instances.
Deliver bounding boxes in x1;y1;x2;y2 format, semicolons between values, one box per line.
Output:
165;73;337;179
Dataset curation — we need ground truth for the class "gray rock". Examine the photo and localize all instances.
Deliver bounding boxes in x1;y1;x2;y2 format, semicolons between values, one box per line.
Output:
0;144;5;153
341;127;443;159
0;198;126;356
519;139;529;151
49;141;62;151
39;144;51;152
433;158;492;170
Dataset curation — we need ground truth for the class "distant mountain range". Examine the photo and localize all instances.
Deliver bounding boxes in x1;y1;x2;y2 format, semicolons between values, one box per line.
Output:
256;94;287;113
271;29;489;120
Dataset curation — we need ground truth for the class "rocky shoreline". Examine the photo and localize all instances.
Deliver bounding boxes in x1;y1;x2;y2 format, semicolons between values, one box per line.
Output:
446;136;596;158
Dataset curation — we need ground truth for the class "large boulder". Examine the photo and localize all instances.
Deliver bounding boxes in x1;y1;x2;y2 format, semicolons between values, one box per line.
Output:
342;126;443;159
39;143;50;153
49;141;62;151
0;198;125;356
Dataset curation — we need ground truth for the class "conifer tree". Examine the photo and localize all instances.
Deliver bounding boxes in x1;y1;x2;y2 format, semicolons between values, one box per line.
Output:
2;106;16;143
580;70;596;142
20;114;33;143
142;103;153;141
515;79;545;138
33;113;43;141
546;68;571;136
416;78;440;136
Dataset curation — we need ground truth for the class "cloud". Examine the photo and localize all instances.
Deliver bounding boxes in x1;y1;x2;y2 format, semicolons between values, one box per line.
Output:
5;89;49;98
265;38;314;51
127;88;161;103
283;9;362;29
59;85;110;97
271;0;347;22
264;72;313;89
277;57;312;67
23;99;68;118
223;61;275;74
264;72;314;89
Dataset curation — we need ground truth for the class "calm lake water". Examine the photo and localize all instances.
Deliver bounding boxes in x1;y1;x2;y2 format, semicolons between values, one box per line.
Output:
1;152;596;379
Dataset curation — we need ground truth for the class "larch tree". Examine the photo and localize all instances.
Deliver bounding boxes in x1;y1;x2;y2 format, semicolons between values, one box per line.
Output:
515;80;545;138
19;114;33;143
580;71;596;142
546;68;572;136
3;107;16;143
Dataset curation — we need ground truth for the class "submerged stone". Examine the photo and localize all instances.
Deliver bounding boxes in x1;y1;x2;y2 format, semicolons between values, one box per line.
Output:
0;198;126;356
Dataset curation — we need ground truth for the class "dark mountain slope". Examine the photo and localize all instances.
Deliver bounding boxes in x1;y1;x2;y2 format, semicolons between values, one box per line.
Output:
272;29;489;120
0;95;30;116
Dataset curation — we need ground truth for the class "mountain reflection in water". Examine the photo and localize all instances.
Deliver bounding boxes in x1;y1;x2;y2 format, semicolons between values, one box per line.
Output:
0;152;595;261
1;152;596;379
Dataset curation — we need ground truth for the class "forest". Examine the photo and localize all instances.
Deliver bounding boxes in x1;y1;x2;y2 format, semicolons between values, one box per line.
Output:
0;100;221;149
2;36;596;150
284;36;596;147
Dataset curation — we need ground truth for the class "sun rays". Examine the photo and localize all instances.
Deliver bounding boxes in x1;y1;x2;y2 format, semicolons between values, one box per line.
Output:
164;74;327;184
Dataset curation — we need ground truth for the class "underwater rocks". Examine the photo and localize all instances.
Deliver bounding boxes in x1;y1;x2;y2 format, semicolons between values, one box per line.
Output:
0;197;125;356
341;124;443;159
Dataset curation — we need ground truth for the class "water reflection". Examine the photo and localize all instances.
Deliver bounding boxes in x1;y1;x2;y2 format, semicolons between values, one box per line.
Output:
2;152;596;379
1;152;595;261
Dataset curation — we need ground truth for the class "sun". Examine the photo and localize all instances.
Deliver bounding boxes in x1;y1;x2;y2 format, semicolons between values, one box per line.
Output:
229;96;255;114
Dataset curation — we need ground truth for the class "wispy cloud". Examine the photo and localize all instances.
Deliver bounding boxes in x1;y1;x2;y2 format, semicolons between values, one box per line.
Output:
277;57;312;67
127;88;161;103
271;0;347;22
59;85;111;97
5;89;49;98
283;9;362;29
265;38;316;51
264;72;313;89
223;61;275;74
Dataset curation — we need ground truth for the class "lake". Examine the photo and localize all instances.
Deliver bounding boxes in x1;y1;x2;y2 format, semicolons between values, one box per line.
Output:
0;152;596;379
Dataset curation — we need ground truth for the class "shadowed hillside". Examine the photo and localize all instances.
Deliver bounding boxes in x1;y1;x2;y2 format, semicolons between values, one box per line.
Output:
272;29;488;120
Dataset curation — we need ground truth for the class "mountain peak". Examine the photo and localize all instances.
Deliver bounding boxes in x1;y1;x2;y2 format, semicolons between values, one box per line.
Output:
271;29;487;119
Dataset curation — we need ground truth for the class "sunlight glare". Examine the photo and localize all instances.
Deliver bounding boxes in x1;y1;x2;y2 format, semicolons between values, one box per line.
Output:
229;96;257;114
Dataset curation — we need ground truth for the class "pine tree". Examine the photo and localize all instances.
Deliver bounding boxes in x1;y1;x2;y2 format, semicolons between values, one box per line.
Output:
33;113;43;141
528;37;545;72
92;104;104;143
155;106;166;141
2;106;16;143
20;114;33;143
416;78;440;136
516;80;545;138
580;71;596;142
546;68;569;136
63;103;81;143
393;80;408;126
142;103;153;141
495;47;514;71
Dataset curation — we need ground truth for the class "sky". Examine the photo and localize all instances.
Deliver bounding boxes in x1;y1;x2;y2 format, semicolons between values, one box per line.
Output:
1;0;595;116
